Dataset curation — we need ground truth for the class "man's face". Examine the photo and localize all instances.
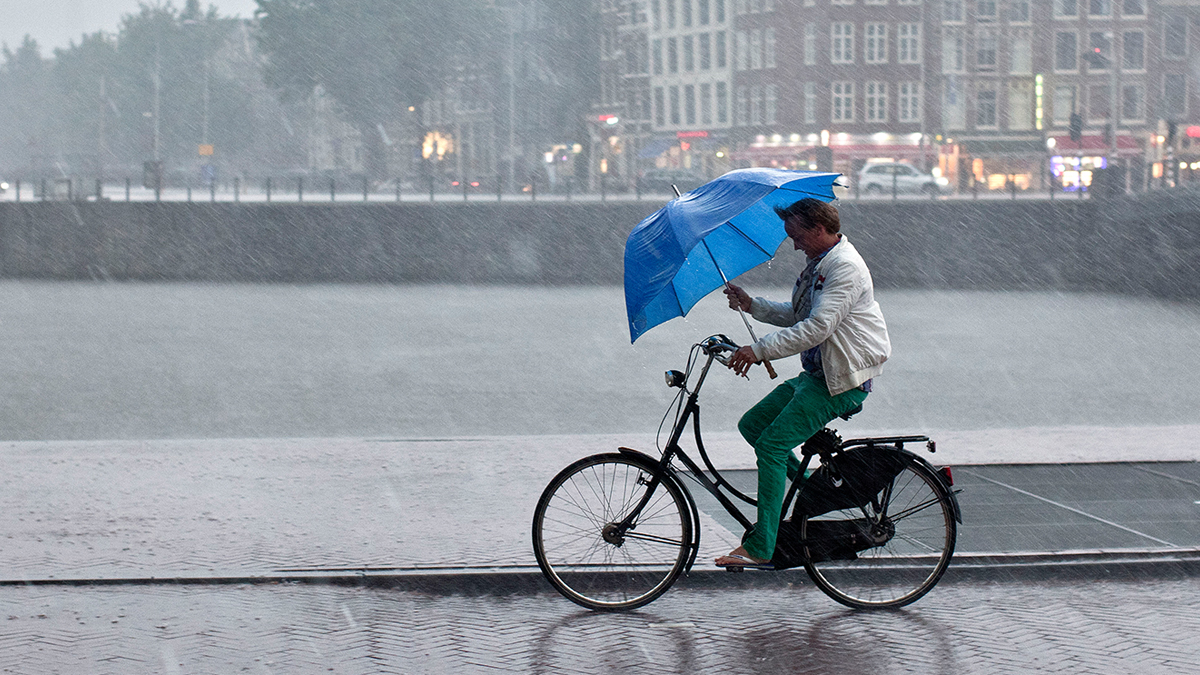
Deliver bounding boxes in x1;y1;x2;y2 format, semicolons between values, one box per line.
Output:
784;216;825;255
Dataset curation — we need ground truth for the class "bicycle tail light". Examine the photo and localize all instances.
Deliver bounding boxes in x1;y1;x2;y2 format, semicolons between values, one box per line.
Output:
665;370;686;388
938;466;954;486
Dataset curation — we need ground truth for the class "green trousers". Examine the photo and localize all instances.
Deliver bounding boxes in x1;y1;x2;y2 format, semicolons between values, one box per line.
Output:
737;372;868;561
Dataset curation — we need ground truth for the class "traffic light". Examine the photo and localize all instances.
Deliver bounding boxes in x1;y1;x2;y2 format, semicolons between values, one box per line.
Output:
1069;113;1083;144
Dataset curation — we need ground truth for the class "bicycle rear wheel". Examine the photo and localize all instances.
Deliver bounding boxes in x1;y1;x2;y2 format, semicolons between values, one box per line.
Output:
802;460;955;609
532;453;693;611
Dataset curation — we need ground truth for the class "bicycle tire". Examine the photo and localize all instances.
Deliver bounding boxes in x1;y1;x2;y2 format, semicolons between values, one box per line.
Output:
801;458;956;609
532;452;693;611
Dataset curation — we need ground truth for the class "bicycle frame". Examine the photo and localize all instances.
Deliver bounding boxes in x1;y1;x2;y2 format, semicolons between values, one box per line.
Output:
613;335;956;571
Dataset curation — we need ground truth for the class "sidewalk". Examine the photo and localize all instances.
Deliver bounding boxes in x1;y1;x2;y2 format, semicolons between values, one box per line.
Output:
1;433;1198;585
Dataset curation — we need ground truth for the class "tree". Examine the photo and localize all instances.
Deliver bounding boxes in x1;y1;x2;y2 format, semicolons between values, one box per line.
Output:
254;0;494;179
0;36;53;173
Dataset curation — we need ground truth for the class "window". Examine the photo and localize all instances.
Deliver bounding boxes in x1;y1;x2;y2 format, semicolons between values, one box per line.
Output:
764;27;776;68
976;28;997;69
652;0;661;30
1164;15;1187;60
684;35;695;71
804;23;818;65
976;85;997;127
1088;83;1111;121
700;32;712;69
716;0;725;22
1088;32;1111;70
683;0;692;26
1055;32;1078;71
943;0;964;22
804;82;817;123
1121;84;1143;120
751;85;763;124
1054;0;1077;18
866;82;888;122
716;81;728;122
832;23;855;64
897;0;921;4
832;81;855;121
653;39;664;74
943;28;965;72
668;37;678;73
1123;0;1144;16
1008;80;1033;129
685;84;696;123
976;1;997;20
899;82;921;121
750;29;762;69
898;23;921;63
1163;73;1186;117
1010;30;1032;74
1008;1;1030;22
1052;85;1076;124
832;0;855;4
735;86;748;125
1122;31;1144;70
699;0;710;24
865;23;888;64
866;0;886;5
701;82;713;123
1088;0;1110;16
734;31;746;70
944;76;966;128
654;87;666;126
766;84;777;124
667;0;676;28
670;85;681;124
716;31;727;67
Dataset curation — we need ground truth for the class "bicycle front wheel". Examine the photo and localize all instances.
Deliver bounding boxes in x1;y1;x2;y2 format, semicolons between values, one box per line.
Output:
802;460;956;609
532;453;693;611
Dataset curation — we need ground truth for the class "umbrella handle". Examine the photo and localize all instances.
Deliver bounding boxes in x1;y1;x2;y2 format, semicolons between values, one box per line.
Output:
762;359;778;379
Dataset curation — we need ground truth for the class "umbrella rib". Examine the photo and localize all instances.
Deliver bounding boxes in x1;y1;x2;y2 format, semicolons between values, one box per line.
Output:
722;221;776;259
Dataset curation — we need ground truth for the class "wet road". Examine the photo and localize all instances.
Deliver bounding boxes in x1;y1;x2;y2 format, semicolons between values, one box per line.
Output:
2;577;1197;674
1;282;1198;441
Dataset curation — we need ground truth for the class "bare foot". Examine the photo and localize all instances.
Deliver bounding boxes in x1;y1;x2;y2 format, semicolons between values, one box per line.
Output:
714;546;769;567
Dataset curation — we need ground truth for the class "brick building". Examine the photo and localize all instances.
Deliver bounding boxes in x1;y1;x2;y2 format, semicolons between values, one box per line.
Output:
598;0;1200;194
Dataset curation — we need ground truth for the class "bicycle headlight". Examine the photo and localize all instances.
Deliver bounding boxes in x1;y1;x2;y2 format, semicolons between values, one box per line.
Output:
665;370;686;388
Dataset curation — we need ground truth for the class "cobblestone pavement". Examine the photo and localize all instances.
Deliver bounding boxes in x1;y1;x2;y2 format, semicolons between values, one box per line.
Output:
1;577;1197;674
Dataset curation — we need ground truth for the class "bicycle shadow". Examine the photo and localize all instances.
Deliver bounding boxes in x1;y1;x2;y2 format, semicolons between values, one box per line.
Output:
529;609;699;674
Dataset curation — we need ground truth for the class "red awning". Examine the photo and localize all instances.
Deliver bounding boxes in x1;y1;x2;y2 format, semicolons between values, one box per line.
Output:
1050;135;1142;157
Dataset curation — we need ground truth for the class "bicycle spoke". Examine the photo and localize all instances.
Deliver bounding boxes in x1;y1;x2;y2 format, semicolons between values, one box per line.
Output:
622;531;684;548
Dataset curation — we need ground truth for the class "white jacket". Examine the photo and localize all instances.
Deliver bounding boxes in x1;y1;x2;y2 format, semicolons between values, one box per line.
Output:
748;236;891;395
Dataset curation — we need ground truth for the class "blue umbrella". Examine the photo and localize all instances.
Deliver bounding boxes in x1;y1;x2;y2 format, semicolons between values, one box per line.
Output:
624;168;841;354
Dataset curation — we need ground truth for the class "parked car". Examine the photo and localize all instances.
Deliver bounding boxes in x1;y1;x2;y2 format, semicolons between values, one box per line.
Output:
637;168;706;195
857;162;948;195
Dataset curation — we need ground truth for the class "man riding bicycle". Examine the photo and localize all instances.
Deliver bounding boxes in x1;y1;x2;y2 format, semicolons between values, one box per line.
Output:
716;198;891;569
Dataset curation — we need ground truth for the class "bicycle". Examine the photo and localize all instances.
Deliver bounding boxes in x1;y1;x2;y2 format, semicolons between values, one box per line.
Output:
532;334;962;611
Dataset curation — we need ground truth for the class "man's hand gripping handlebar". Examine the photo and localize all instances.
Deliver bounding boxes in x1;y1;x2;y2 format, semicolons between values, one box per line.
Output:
702;335;768;379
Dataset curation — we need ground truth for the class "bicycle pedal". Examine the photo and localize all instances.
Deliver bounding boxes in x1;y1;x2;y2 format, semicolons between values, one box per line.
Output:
724;566;744;573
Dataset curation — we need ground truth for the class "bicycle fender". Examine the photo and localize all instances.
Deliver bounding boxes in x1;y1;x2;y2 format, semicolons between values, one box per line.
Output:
897;448;964;525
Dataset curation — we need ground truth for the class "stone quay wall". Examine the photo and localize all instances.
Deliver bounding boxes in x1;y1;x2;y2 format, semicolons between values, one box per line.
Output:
0;198;1197;301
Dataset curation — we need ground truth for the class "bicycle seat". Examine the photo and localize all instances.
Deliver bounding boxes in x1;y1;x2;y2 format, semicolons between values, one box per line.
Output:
838;404;863;421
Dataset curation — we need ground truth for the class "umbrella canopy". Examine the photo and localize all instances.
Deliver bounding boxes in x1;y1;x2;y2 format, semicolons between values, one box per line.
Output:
624;168;841;343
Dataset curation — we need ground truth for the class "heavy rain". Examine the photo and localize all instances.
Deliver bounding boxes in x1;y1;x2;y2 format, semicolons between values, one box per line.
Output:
1;0;1200;672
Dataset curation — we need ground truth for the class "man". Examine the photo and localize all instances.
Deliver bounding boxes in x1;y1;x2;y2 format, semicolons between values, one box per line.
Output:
714;198;891;569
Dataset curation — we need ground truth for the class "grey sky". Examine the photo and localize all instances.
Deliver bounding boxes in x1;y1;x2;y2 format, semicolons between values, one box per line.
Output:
0;0;259;53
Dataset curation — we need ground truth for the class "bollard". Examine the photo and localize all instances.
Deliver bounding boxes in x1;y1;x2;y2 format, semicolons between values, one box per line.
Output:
298;176;304;203
187;186;192;202
971;178;978;199
234;176;240;202
396;179;401;202
330;177;335;202
601;174;607;202
567;178;573;201
497;174;502;202
210;180;215;203
41;178;47;201
363;176;369;202
531;179;537;202
891;171;898;200
463;177;468;202
14;179;19;202
95;179;102;201
266;177;272;203
125;177;131;201
635;177;641;201
428;175;435;202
